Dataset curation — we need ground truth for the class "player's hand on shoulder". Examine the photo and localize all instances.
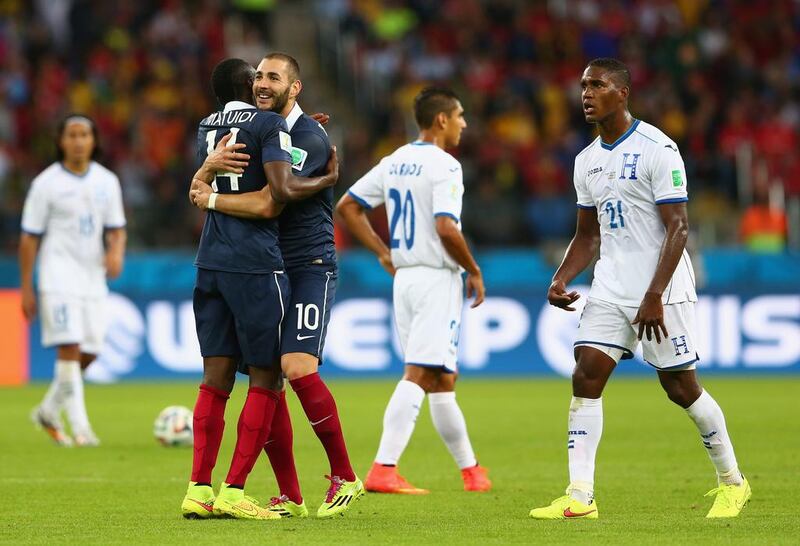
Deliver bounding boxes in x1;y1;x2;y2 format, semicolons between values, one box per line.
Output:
324;145;339;186
378;252;396;277
205;132;249;174
190;181;213;210
632;291;668;343
467;270;485;308
547;279;580;311
21;287;36;321
310;112;330;126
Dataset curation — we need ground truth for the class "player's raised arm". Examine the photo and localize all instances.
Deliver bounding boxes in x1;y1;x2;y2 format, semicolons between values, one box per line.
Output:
336;193;394;276
548;207;600;311
266;145;338;203
631;201;689;342
435;216;484;308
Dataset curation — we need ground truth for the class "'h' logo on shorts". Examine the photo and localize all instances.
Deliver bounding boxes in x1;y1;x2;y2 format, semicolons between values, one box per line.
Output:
671;335;689;356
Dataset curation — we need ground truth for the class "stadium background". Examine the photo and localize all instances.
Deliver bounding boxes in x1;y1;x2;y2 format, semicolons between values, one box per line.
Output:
0;0;798;385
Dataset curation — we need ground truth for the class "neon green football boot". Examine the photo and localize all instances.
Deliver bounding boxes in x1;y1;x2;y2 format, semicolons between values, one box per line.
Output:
316;475;365;518
705;477;751;518
212;483;280;520
181;482;215;519
529;493;599;520
267;495;309;518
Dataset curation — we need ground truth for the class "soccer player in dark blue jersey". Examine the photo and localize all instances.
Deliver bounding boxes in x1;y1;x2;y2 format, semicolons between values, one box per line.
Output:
181;58;338;521
189;53;361;519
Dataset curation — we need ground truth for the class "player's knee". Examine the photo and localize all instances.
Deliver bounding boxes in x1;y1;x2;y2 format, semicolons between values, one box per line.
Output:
281;353;319;381
248;367;283;391
57;344;81;361
403;366;439;392
79;353;97;370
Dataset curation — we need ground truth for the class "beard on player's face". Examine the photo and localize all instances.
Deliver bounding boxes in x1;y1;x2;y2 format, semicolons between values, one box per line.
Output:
253;83;291;114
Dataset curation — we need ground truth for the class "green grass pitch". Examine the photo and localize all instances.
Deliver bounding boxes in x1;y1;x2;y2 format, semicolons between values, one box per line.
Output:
1;376;798;544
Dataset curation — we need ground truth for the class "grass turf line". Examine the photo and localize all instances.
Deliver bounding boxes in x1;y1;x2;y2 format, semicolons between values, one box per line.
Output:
1;377;798;544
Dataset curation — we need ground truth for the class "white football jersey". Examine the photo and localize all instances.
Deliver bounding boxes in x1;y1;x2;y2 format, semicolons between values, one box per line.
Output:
348;141;464;271
21;161;126;297
573;119;697;306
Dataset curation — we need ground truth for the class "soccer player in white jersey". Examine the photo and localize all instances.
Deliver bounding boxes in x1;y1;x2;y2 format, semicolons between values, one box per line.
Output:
337;87;491;494
20;115;127;447
529;58;750;520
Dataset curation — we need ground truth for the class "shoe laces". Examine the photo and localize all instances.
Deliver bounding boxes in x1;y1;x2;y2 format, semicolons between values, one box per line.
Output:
269;494;289;507
324;475;344;503
704;485;733;507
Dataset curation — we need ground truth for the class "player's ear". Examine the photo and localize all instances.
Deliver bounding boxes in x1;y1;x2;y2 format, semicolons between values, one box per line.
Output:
290;78;302;99
435;111;448;129
619;84;629;101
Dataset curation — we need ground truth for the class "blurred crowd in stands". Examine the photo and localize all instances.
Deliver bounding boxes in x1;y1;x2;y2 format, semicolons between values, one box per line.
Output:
0;0;797;254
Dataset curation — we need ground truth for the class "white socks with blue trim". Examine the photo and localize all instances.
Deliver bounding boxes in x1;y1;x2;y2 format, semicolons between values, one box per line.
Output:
375;380;425;465
685;389;742;485
429;391;477;469
567;396;603;504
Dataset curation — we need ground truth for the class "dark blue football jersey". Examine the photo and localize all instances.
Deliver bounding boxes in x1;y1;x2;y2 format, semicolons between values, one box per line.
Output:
194;103;292;273
279;113;336;268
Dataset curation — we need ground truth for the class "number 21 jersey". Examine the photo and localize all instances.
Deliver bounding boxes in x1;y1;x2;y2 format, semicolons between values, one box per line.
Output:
573;119;697;307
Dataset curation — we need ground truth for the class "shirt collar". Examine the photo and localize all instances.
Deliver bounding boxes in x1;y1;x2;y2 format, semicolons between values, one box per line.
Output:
285;102;304;131
223;100;255;112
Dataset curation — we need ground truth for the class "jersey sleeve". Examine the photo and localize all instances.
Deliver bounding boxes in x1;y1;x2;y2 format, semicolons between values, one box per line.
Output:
20;177;49;235
289;129;329;175
649;142;689;204
573;157;594;208
348;160;386;209
431;160;464;221
104;174;127;228
260;115;293;164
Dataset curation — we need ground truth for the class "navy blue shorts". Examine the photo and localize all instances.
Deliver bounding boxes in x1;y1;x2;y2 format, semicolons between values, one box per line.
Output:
280;264;336;358
193;268;289;369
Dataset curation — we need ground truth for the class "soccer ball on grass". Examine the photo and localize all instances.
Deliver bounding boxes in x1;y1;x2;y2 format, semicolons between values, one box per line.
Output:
153;405;193;447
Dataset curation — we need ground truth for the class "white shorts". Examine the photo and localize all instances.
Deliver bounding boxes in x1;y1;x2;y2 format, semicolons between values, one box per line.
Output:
39;293;108;355
574;298;699;370
393;266;462;373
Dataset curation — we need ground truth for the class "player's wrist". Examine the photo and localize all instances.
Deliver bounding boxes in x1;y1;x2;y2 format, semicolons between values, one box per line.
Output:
208;193;218;210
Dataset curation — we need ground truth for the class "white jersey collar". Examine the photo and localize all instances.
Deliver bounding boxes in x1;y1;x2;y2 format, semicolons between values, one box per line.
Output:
285;102;304;131
223;100;255;112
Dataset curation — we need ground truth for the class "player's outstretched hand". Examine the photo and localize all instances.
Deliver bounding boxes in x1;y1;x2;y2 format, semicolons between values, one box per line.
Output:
324;145;339;186
310;112;330;126
190;180;214;210
378;252;396;277
632;291;668;343
547;279;580;311
206;132;250;174
21;287;36;322
467;271;485;308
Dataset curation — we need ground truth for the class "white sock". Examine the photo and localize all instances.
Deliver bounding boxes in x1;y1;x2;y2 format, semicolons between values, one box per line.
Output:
375;380;426;465
39;362;64;417
567;396;603;505
58;359;92;435
428;391;478;470
685;389;742;485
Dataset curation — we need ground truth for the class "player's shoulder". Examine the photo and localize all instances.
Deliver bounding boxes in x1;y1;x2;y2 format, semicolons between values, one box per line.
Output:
28;162;61;191
292;114;331;145
634;120;679;151
89;161;117;179
574;135;601;165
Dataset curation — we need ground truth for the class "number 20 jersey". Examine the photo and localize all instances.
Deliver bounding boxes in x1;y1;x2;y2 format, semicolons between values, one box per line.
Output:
573;119;697;307
348;141;464;271
194;101;292;274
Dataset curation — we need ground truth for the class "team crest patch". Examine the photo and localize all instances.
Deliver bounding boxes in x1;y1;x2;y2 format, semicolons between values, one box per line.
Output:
671;169;683;187
291;147;308;171
279;131;293;153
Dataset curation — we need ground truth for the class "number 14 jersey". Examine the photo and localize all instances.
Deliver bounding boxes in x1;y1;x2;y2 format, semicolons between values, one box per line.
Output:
573;119;697;307
348;141;464;271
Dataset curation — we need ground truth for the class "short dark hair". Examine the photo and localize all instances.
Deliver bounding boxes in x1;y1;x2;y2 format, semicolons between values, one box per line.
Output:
413;87;460;129
211;58;254;105
587;58;631;89
263;52;300;82
55;114;101;160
